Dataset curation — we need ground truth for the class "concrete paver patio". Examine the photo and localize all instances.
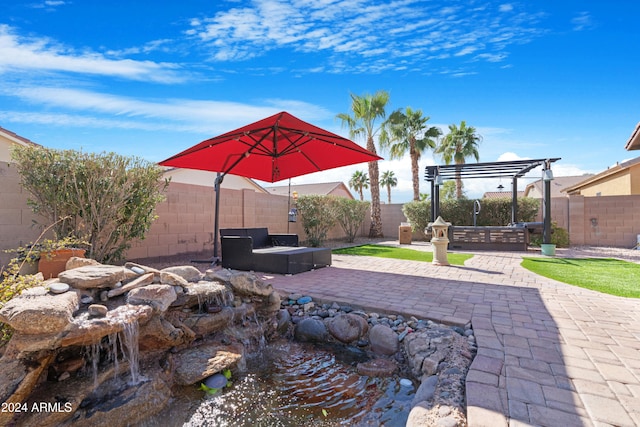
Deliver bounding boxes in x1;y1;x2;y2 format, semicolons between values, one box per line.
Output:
260;246;640;426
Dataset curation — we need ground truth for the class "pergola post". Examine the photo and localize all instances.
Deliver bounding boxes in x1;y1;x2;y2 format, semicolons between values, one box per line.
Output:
511;177;518;224
543;163;552;244
430;178;436;222
434;183;441;220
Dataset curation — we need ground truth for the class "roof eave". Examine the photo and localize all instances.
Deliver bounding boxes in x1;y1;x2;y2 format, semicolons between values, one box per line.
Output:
625;122;640;150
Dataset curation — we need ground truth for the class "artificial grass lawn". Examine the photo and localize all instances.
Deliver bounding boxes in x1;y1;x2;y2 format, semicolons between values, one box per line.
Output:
521;257;640;298
332;244;473;266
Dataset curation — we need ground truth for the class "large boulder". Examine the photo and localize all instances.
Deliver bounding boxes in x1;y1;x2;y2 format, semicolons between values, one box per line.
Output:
0;351;54;405
204;268;233;282
173;342;244;385
59;304;154;348
172;281;231;308
127;285;177;313
138;316;186;351
159;271;189;287
0;287;78;334
182;308;234;336
327;313;368;344
160;265;202;282
294;317;329;343
58;265;131;289
66;256;100;270
369;324;399;355
229;272;273;297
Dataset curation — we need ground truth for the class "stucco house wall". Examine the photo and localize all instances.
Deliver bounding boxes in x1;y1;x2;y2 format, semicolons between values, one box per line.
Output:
564;157;640;197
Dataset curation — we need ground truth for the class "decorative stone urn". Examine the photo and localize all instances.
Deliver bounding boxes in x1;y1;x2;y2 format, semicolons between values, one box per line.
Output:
428;216;451;266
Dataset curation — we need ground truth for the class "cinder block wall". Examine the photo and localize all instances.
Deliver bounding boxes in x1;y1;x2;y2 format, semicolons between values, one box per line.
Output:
547;194;640;248
0;161;43;268
360;203;424;241
6;173;640;267
582;195;640;248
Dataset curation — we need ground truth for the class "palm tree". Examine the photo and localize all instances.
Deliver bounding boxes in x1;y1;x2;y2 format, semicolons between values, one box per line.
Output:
380;170;397;204
349;170;369;201
382;107;441;201
337;90;391;237
436;120;482;199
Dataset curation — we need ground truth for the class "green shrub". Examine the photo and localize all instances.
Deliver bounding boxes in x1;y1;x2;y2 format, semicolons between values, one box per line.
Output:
402;200;431;236
403;197;540;231
332;198;369;242
296;195;337;247
11;146;169;263
530;222;570;248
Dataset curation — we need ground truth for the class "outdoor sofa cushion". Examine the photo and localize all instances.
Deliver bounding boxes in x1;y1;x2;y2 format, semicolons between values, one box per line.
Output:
220;227;298;248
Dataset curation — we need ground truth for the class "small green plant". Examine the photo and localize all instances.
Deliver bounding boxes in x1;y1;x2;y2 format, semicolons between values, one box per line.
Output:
5;235;90;263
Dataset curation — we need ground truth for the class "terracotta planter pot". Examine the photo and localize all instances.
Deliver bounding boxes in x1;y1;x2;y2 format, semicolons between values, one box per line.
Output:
38;248;86;279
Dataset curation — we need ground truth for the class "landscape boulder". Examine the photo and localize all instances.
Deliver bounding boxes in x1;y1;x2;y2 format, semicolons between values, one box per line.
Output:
369;324;399;355
327;313;369;343
127;284;177;312
173;342;244;385
0;287;78;334
294;317;329;343
58;265;130;289
229;272;273;297
160;266;202;282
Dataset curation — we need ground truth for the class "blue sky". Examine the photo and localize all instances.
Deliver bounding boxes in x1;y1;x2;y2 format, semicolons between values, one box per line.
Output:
1;0;639;202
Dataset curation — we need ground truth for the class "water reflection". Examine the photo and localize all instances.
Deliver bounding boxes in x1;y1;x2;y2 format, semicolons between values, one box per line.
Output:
148;340;415;426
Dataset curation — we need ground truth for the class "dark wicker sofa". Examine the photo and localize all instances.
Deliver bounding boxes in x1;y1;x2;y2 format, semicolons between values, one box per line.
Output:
220;227;331;274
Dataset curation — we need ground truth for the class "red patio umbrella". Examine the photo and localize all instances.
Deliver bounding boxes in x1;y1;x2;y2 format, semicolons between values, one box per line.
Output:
159;111;382;261
160;111;381;182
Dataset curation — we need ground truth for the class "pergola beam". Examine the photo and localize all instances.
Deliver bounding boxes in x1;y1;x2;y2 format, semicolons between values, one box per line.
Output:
424;158;561;240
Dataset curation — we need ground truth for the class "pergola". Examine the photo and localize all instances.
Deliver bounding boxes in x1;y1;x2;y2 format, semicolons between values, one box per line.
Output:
424;158;561;243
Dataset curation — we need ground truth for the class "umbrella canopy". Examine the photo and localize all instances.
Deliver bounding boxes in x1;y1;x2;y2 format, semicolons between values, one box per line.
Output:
159;111;382;182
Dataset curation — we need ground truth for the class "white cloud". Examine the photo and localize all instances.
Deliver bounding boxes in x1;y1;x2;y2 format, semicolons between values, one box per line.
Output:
571;12;595;31
187;0;547;74
29;0;67;10
3;85;333;134
0;25;184;83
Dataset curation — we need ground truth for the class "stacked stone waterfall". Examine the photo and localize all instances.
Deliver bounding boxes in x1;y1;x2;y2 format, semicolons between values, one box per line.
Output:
0;258;282;427
0;257;475;427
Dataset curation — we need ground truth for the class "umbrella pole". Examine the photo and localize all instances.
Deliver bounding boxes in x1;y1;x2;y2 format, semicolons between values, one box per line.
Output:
213;172;223;265
287;178;291;233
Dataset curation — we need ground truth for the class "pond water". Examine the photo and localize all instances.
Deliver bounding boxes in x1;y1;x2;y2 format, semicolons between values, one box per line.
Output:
145;340;416;426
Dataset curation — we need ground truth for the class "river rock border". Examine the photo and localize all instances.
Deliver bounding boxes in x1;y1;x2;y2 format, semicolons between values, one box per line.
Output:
282;294;476;427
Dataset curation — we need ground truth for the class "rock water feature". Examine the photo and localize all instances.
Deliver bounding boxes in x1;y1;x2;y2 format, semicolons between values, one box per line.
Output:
0;259;280;427
0;257;475;427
